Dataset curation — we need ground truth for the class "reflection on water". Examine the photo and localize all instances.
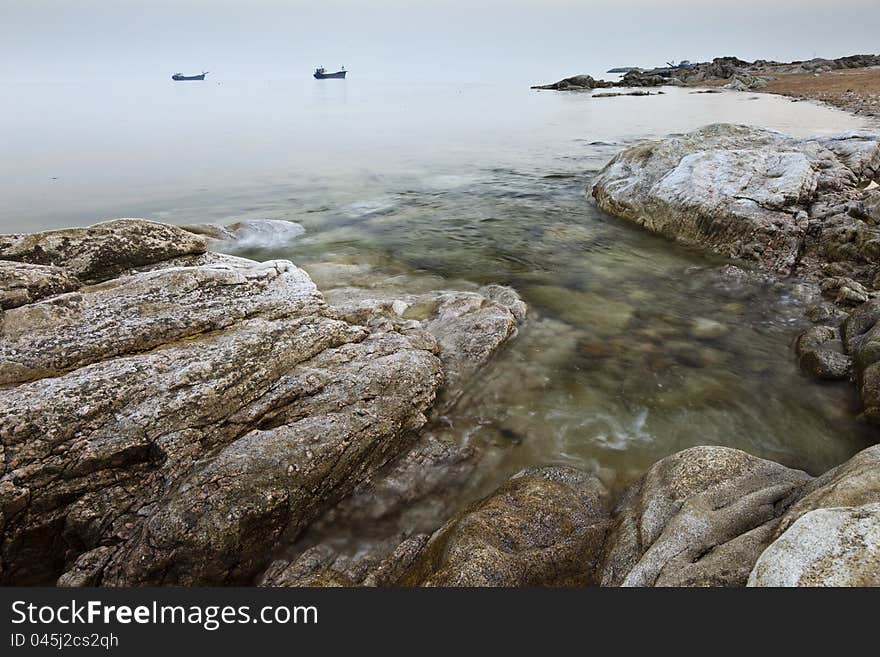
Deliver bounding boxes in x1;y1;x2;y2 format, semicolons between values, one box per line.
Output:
1;80;876;493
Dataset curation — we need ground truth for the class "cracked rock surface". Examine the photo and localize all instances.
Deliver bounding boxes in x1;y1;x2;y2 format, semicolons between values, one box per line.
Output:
599;446;811;587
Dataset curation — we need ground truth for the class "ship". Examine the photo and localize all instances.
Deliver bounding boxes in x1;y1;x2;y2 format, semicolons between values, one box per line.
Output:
172;72;208;81
314;67;346;79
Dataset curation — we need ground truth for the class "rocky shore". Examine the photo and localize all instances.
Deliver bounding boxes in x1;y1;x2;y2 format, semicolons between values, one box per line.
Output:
532;54;880;116
2;209;879;586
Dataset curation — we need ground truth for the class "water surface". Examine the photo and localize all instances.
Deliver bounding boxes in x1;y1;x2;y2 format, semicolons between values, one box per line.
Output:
1;79;875;492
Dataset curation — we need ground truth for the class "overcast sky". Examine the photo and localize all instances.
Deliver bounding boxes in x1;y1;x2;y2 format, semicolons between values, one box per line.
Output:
3;0;879;82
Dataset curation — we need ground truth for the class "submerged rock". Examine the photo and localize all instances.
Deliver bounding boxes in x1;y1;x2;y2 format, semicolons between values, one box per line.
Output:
402;466;611;586
599;446;811;587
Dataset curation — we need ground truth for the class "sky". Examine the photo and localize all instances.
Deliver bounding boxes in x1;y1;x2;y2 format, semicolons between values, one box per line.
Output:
2;0;879;83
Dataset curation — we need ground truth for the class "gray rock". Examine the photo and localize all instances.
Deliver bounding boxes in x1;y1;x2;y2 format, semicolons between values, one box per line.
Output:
0;219;207;283
592;125;880;277
402;467;611;586
794;325;852;380
259;535;431;587
0;258;320;385
599;446;811;587
748;503;880;586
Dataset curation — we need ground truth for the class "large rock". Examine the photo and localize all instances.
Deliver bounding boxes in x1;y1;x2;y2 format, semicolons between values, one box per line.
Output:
0;219;208;283
591;124;880;278
748;503;880;586
0;220;524;586
401;466;611;587
599;446;811;587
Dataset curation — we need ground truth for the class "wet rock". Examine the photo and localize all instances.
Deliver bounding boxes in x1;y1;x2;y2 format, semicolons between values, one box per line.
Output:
258;433;489;587
794;325;852;380
0;261;80;310
0;219;208;283
842;301;880;422
592;125;880;278
804;300;849;324
180;223;237;240
748;503;880;586
599;446;811;587
402;467;611;586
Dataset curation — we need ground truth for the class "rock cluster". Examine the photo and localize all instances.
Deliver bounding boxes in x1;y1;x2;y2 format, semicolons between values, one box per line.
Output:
0;219;526;585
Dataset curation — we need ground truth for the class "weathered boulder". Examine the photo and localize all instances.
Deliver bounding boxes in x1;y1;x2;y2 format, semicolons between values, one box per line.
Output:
748;503;880;586
599;446;811;587
401;466;610;587
592;125;880;279
794;325;851;380
0;220;524;586
0;258;319;385
0;219;207;283
774;444;880;536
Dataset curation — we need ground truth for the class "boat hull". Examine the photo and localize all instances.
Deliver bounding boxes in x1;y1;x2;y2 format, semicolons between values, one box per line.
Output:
314;71;346;79
172;74;206;81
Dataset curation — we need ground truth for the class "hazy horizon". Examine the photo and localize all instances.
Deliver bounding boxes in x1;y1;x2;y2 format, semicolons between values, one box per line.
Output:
3;1;879;84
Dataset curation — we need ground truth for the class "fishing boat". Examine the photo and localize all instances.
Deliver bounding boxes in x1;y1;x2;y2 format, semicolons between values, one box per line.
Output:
314;67;346;79
172;71;208;81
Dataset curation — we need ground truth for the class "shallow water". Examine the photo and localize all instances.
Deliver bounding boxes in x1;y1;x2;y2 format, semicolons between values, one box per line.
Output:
1;79;876;492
